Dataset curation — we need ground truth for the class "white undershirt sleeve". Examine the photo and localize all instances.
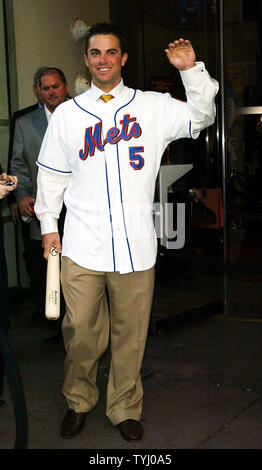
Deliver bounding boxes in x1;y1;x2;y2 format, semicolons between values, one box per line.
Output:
34;168;71;235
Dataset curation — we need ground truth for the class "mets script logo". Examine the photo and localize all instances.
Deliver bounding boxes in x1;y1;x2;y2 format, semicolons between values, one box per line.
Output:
79;114;144;170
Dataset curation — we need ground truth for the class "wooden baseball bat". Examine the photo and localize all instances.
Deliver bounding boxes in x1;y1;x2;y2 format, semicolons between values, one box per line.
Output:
45;245;60;320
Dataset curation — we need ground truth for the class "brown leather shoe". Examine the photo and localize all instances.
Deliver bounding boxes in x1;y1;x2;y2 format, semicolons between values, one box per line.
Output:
61;409;87;439
118;419;143;441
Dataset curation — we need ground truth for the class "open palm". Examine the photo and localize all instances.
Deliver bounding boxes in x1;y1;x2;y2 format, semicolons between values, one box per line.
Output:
165;38;196;71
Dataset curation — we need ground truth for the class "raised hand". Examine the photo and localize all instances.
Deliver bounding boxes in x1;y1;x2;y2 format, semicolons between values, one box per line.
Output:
165;38;196;71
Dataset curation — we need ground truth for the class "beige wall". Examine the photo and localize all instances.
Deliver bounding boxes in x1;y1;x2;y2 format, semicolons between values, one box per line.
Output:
12;0;110;109
3;0;110;288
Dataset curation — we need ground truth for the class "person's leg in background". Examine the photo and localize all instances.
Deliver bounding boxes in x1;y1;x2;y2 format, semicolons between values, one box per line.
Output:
29;239;47;326
0;220;10;406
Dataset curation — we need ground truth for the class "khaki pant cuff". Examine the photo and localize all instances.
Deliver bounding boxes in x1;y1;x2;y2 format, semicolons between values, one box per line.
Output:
107;410;142;426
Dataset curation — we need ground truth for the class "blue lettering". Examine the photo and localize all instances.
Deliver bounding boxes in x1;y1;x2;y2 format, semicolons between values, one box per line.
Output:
79;115;142;159
79;123;104;159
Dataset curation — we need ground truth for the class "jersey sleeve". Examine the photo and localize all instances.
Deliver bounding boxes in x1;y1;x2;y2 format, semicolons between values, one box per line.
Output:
34;167;70;234
162;62;218;146
36;106;72;175
35;105;71;234
180;61;219;136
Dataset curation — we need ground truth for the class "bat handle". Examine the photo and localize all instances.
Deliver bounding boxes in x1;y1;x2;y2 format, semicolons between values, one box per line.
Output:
45;245;60;320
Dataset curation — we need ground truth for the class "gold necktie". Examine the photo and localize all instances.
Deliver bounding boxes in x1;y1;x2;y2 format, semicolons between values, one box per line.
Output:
100;94;114;103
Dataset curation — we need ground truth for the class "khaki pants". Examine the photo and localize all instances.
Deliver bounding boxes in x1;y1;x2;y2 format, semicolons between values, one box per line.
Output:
60;257;155;426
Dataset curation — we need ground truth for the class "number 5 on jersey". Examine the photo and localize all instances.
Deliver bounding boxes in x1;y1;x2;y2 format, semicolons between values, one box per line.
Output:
129;147;144;170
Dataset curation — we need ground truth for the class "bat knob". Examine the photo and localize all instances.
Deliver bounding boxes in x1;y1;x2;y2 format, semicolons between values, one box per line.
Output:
51;246;59;256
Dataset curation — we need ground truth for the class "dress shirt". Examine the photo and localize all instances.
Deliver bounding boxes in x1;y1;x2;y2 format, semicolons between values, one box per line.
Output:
44;104;52;123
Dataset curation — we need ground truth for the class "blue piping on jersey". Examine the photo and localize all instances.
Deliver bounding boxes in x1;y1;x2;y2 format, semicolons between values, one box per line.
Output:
37;161;72;174
114;90;137;272
104;154;116;272
73;99;103;122
73;97;116;271
189;120;192;138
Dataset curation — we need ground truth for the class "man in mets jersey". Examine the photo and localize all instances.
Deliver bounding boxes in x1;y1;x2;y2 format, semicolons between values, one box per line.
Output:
35;22;218;441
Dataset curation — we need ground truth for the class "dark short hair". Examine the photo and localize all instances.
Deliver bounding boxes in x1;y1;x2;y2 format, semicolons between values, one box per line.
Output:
33;66;49;86
85;22;127;55
39;67;67;87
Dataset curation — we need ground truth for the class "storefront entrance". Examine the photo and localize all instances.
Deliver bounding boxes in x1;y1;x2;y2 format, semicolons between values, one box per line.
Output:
110;0;262;328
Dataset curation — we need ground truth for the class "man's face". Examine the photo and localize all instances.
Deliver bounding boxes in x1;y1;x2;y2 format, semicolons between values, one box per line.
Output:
84;34;128;92
40;72;68;112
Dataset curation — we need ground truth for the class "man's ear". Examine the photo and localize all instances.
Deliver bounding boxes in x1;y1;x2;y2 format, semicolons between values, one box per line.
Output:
84;54;89;69
33;84;37;97
121;52;128;67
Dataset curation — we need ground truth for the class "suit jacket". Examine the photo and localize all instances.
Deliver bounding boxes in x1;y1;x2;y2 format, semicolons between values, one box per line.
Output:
10;105;48;239
8;103;39;166
7;103;40;206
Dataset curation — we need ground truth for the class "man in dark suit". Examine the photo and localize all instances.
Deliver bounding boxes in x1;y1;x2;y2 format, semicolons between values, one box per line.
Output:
7;67;48;299
0;168;17;407
7;66;47;222
10;67;69;326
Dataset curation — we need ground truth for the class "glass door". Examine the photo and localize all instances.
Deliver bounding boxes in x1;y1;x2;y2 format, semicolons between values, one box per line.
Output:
222;0;262;321
110;0;224;330
0;0;26;290
0;0;18;288
0;0;10;173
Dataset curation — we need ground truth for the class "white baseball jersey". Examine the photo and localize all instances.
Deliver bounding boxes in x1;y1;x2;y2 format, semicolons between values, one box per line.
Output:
35;62;218;274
